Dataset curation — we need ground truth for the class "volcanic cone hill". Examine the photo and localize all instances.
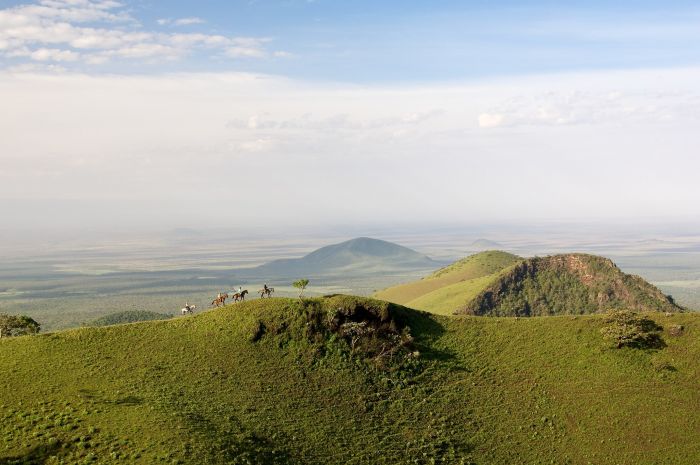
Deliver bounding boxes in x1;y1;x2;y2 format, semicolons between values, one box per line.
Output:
252;237;436;277
460;253;683;317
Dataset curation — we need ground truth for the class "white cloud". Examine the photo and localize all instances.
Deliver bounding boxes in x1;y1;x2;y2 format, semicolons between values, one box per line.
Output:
225;37;271;58
0;1;271;66
237;138;276;153
173;17;205;26
30;47;80;61
157;17;206;27
477;113;505;128
1;67;699;229
476;88;699;129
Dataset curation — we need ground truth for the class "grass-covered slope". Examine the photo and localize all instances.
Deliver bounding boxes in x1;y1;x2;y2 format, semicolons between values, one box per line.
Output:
88;310;173;327
374;251;521;314
3;295;699;464
461;253;682;317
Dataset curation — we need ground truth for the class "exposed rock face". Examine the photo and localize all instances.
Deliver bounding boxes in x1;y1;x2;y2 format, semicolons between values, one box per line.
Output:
459;254;682;317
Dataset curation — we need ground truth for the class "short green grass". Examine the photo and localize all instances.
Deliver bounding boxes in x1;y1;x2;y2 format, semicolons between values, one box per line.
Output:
1;296;700;464
404;273;499;315
374;251;520;314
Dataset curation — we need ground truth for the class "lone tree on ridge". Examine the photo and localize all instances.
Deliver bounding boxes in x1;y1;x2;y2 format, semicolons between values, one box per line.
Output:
292;279;309;298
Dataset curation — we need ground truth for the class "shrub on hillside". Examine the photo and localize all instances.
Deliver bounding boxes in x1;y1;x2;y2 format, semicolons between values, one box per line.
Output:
0;313;40;338
600;310;664;349
89;310;172;327
668;324;684;337
322;295;414;365
249;296;416;369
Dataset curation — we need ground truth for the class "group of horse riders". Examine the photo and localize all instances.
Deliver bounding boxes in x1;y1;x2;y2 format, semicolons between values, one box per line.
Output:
181;283;274;315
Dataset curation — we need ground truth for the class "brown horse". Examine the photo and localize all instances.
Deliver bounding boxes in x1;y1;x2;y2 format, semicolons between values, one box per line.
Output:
232;290;249;302
259;287;274;298
211;293;228;307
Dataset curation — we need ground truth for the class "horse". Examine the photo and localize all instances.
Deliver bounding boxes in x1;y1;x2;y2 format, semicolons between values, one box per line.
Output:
211;293;228;307
232;290;249;302
259;287;274;298
181;304;196;315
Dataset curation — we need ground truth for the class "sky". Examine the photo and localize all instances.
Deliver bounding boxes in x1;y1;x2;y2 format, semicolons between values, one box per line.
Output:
1;0;699;232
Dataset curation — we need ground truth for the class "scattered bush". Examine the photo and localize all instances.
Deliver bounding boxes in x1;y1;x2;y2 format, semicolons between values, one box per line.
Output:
89;310;172;327
249;296;416;368
651;359;676;373
0;313;40;338
668;324;684;337
600;310;664;349
322;295;414;365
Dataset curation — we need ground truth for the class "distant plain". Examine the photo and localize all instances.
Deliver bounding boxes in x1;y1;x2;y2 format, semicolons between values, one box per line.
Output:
1;225;699;330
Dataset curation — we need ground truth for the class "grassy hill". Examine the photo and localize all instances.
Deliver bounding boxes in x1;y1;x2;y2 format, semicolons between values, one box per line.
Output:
252;237;436;277
88;310;173;327
3;295;698;464
462;253;682;317
374;251;521;314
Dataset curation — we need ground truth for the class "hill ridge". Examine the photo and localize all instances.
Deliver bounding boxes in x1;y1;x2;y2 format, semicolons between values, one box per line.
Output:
460;253;682;316
374;250;521;314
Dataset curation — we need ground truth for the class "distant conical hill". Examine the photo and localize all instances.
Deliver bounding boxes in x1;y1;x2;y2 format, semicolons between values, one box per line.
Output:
459;253;682;317
470;238;502;249
253;237;435;277
374;250;521;314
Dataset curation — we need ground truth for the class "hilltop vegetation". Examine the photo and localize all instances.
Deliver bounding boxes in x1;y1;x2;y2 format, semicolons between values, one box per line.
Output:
377;251;681;317
0;313;40;338
462;254;682;317
374;250;521;314
88;310;173;327
2;296;699;464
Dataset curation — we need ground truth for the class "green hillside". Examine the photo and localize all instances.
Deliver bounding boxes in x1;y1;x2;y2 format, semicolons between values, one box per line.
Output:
3;295;699;464
462;254;682;317
89;310;173;327
374;251;521;314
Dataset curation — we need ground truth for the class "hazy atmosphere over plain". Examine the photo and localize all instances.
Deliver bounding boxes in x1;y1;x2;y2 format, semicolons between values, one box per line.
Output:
1;0;700;231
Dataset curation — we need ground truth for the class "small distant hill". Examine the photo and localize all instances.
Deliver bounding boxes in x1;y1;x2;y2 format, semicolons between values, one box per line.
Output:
89;310;173;327
375;250;521;314
254;237;436;277
470;238;502;249
460;253;683;317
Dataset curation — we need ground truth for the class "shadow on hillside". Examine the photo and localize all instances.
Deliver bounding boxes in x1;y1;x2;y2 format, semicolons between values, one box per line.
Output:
0;441;63;465
180;410;295;464
77;388;143;406
393;306;461;365
112;395;144;406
